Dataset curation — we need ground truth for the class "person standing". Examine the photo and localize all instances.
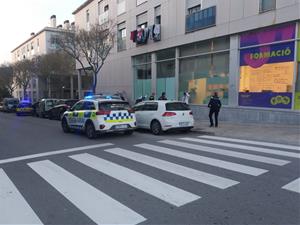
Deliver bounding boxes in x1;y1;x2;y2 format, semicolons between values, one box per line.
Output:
158;92;167;100
149;93;155;100
208;92;222;127
182;91;190;104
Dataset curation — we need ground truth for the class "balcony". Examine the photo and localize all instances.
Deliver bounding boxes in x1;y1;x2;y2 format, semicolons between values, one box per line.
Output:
186;6;216;33
99;11;109;25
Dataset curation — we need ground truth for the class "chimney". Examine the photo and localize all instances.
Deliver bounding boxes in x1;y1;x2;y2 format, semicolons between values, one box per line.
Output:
63;20;70;29
30;32;35;37
50;15;56;28
71;22;75;30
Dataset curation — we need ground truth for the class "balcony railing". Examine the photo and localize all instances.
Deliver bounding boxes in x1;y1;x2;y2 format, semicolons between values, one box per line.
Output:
186;6;216;33
99;11;109;25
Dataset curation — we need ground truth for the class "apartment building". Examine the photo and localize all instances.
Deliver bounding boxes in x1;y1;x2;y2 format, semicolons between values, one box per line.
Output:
11;16;79;102
73;0;300;124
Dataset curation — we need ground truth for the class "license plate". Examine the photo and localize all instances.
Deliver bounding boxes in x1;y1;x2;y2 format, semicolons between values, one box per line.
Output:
179;122;189;127
115;124;128;129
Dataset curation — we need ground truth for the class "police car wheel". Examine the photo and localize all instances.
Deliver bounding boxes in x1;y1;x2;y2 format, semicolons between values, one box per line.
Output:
151;120;162;135
86;122;96;139
61;118;70;133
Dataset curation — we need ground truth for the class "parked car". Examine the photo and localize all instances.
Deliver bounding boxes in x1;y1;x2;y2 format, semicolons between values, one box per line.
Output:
16;101;33;116
133;101;194;135
61;97;136;139
0;102;4;112
48;99;79;120
36;99;59;118
2;98;19;112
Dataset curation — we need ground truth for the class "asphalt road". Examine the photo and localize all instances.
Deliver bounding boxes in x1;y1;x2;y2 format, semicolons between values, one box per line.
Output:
0;112;299;225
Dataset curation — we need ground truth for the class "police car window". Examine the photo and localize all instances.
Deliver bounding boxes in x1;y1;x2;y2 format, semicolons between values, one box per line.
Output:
99;102;130;110
72;102;84;111
83;102;96;110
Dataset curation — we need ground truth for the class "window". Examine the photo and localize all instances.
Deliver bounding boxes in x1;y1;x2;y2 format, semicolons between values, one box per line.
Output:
83;101;96;110
166;102;190;111
179;37;230;105
86;10;90;23
259;0;276;13
154;5;161;25
137;0;147;6
104;5;109;12
72;102;84;111
143;102;158;111
188;4;201;15
117;22;126;51
137;12;147;28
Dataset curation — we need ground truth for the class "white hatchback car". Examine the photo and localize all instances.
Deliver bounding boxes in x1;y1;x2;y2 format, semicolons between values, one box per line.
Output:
133;101;194;135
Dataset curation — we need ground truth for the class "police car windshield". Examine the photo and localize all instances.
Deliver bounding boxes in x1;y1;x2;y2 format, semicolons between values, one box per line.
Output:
99;101;130;111
19;103;32;107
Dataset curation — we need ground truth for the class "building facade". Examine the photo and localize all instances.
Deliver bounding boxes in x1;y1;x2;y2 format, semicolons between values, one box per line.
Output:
73;0;300;124
11;16;78;102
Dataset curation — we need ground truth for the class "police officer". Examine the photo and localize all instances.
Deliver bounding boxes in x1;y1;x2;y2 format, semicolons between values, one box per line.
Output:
149;93;155;100
158;92;167;100
208;92;222;127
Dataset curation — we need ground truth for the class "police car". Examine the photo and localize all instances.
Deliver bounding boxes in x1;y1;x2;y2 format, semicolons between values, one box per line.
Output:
61;96;136;139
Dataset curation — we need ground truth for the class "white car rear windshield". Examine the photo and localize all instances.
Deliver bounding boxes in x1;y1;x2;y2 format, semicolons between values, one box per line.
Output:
166;102;190;111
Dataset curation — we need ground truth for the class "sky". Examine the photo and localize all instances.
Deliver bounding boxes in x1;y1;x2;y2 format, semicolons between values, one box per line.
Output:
0;0;84;64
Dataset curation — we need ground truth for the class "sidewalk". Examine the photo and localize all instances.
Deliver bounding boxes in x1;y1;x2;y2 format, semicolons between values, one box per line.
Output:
193;120;300;146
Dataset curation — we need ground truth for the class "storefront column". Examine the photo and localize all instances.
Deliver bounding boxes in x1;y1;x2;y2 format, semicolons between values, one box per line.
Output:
175;47;180;101
70;75;74;99
228;35;240;107
151;53;157;97
77;70;82;99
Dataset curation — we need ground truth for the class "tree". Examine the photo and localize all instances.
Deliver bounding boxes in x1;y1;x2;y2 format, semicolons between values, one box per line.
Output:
56;22;115;94
0;64;16;97
13;59;35;100
36;51;75;98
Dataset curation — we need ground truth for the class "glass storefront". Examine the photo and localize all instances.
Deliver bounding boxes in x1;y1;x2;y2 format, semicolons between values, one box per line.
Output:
133;53;151;100
239;23;296;109
179;37;230;105
294;23;300;110
156;49;176;100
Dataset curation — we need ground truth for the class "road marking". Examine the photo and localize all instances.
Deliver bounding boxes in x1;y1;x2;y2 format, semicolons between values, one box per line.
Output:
0;143;113;165
181;138;300;159
158;140;268;176
70;153;200;206
28;160;145;225
0;169;43;224
200;135;300;151
282;178;300;194
105;148;239;189
143;140;290;166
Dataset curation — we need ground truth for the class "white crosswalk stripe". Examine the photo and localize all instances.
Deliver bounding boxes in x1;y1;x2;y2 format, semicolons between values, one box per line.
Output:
28;160;146;225
180;138;300;159
70;153;200;207
158;140;268;176
200;135;300;151
0;169;43;225
282;178;300;194
105;148;239;189
154;139;291;166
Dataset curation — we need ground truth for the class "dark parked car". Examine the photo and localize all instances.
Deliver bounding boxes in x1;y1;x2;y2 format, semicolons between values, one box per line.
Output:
36;99;59;118
2;98;19;112
48;99;78;120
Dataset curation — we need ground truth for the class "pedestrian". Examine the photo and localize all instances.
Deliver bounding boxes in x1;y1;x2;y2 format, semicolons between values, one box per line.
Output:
208;92;222;127
158;92;167;100
149;93;155;100
182;91;190;104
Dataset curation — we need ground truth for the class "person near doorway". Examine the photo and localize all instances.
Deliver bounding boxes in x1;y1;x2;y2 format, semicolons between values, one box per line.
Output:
208;92;222;127
182;91;190;104
149;93;155;100
158;92;167;100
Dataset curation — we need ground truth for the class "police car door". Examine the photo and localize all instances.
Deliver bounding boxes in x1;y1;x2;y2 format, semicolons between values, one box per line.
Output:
82;101;96;128
68;101;84;128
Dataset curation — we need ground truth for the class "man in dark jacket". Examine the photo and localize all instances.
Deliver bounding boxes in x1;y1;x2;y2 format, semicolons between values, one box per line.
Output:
158;92;167;100
208;92;222;127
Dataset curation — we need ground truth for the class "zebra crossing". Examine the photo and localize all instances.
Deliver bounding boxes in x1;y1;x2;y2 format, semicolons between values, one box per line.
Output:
1;136;299;224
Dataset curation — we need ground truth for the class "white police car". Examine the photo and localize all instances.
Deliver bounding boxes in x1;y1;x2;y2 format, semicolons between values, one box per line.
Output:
61;96;136;139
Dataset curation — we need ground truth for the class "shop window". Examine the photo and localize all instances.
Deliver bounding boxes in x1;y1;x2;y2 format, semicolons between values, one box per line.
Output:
239;23;296;109
259;0;276;13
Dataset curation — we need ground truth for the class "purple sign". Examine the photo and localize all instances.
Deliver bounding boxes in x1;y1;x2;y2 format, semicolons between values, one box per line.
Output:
240;23;296;47
240;41;295;68
239;92;292;109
